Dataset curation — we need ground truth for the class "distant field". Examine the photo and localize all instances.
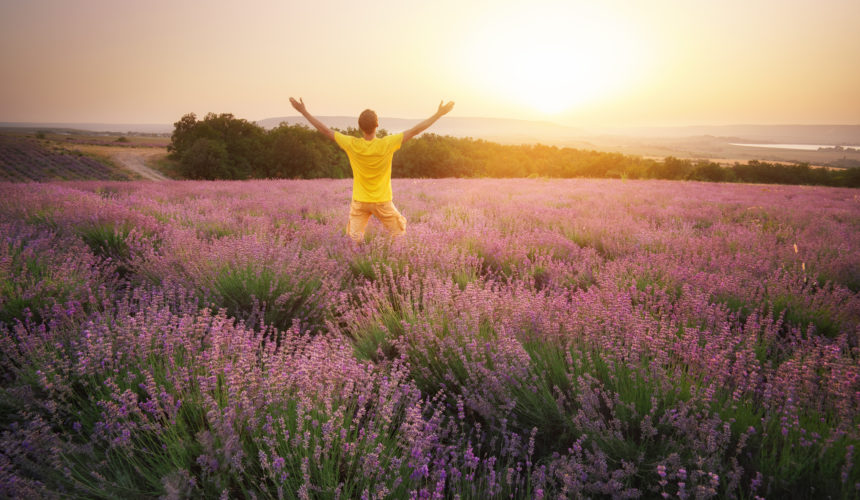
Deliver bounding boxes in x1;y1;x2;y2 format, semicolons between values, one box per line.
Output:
0;131;178;181
0;133;137;181
40;131;171;148
642;155;843;171
579;134;860;168
1;178;858;498
0;128;170;147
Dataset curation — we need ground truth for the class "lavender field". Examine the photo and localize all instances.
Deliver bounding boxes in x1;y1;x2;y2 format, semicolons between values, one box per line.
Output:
1;178;858;499
0;135;136;182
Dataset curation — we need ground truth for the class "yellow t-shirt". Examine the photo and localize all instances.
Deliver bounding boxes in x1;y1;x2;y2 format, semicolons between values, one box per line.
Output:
334;131;403;202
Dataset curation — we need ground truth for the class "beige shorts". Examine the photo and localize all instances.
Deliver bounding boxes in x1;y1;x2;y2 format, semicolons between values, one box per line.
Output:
346;200;407;242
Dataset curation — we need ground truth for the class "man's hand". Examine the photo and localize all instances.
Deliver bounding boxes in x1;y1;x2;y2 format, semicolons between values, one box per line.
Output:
437;100;455;117
403;100;456;143
289;97;334;141
290;97;307;115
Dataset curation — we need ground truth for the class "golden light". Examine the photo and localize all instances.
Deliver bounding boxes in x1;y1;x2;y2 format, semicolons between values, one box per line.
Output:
461;4;647;115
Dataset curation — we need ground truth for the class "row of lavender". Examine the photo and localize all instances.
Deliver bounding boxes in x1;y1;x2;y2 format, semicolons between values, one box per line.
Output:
0;135;134;182
1;178;858;498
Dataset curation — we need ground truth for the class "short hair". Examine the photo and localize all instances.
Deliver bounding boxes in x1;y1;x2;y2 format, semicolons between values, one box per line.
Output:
358;109;378;135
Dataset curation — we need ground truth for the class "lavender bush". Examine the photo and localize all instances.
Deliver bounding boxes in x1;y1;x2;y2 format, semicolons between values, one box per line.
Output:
0;178;858;499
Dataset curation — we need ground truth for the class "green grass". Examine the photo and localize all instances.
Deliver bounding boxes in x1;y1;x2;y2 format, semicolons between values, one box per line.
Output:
816;268;860;294
406;319;497;400
351;309;406;362
348;246;407;283
562;226;616;260
151;155;184;179
211;264;324;333
75;221;136;280
769;293;842;338
452;268;479;291
710;391;860;499
24;208;58;229
620;266;682;302
509;341;577;456
712;292;752;319
515;342;698;460
195;220;233;240
0;239;90;326
348;254;379;281
715;288;848;341
76;221;132;261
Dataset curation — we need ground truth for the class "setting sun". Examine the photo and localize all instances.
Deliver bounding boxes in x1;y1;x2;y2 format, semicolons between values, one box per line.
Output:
461;4;646;115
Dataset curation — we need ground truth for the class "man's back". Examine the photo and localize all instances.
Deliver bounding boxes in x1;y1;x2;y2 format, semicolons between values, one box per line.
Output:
334;132;404;203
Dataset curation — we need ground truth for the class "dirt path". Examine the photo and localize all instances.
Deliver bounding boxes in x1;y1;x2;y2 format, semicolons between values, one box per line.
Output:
110;149;170;180
64;143;171;180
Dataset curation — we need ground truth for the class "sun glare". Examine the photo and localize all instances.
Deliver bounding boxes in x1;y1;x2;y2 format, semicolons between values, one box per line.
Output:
462;4;646;115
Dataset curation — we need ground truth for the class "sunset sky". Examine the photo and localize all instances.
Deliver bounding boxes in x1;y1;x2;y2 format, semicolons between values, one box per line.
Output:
1;0;858;127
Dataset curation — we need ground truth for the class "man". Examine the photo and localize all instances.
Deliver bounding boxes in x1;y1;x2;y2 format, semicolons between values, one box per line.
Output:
290;97;454;242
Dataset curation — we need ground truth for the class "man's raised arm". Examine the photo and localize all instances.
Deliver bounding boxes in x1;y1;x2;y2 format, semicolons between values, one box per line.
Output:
290;97;335;142
402;101;455;142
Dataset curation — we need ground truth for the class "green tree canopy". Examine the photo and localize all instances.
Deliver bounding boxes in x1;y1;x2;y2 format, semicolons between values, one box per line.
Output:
167;112;859;187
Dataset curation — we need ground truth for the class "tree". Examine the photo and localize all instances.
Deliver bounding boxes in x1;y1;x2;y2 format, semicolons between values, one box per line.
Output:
168;113;198;158
267;125;324;178
650;156;693;180
180;138;233;179
688;161;732;182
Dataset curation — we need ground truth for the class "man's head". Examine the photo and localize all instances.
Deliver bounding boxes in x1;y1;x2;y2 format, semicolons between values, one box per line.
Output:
358;109;378;135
